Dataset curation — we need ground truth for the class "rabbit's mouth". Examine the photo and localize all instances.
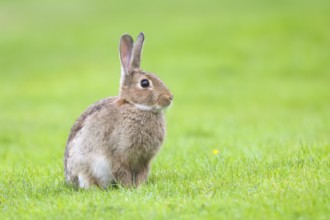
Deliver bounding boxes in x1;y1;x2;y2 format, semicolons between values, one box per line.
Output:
157;94;173;109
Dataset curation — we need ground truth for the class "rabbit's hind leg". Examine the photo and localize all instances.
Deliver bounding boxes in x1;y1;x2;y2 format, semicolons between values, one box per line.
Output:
78;173;94;189
92;155;113;188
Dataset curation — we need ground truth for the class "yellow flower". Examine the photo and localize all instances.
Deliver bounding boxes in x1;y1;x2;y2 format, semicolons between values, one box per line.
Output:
212;149;220;155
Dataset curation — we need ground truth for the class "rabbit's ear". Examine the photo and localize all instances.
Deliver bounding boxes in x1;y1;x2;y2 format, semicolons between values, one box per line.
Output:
131;32;145;69
119;34;134;75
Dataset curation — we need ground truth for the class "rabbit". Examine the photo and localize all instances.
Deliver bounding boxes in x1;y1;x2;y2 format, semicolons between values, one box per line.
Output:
64;33;173;189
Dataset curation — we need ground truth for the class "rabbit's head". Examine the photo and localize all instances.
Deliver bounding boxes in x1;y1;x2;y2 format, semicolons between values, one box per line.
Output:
118;33;173;112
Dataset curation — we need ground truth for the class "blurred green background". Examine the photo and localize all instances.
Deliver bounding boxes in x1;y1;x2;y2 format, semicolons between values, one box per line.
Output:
0;0;329;219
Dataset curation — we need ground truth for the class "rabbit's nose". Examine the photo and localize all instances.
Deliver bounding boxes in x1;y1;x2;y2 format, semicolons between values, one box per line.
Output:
169;95;173;101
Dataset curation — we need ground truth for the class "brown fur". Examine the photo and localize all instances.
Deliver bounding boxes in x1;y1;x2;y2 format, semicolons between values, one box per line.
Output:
64;33;172;188
115;98;128;107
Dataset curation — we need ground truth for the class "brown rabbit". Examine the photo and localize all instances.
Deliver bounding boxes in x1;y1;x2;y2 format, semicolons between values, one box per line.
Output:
64;33;173;188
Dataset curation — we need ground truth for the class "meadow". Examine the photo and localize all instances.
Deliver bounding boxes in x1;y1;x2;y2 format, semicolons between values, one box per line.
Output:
0;0;329;219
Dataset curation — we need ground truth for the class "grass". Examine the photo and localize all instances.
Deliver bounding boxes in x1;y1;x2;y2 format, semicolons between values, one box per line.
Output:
0;0;330;219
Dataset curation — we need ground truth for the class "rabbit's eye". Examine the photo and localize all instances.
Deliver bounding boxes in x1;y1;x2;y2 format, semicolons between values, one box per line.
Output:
140;79;150;88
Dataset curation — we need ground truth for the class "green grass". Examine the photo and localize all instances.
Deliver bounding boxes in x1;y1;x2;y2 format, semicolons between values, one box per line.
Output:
1;0;330;219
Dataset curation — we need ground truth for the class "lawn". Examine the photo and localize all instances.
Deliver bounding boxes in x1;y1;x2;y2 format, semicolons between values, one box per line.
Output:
0;0;330;219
